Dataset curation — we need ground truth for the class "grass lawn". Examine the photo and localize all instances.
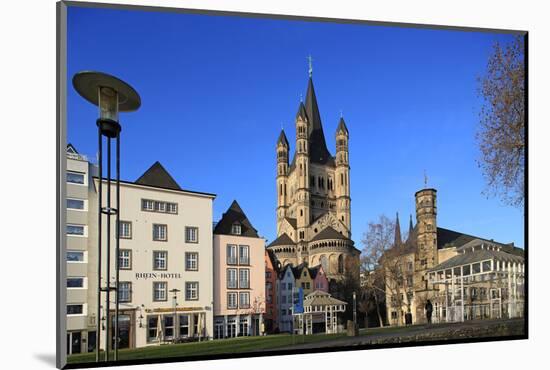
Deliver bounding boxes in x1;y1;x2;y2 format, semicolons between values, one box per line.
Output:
67;332;345;364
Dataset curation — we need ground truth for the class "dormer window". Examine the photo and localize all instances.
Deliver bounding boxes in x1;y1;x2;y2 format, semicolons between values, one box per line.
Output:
231;223;242;235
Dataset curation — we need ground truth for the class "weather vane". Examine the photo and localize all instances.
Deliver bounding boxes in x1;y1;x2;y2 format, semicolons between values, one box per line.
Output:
307;54;313;77
300;93;303;103
339;109;343;118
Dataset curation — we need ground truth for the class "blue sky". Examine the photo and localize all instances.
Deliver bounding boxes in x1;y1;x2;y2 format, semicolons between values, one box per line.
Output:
67;6;524;248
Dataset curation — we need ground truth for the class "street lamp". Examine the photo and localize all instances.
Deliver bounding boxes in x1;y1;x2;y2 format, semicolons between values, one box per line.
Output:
72;71;140;363
353;291;357;327
169;288;181;344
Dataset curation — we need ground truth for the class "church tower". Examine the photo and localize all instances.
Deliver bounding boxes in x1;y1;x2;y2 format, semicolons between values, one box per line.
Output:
295;101;310;243
414;186;438;291
267;60;360;280
276;129;289;233
335;116;351;232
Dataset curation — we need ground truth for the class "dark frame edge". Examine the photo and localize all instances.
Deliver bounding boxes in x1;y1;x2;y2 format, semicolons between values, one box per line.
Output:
57;1;68;369
62;0;528;35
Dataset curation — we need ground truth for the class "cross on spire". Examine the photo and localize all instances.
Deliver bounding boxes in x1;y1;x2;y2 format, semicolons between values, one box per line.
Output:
424;169;428;188
307;55;313;77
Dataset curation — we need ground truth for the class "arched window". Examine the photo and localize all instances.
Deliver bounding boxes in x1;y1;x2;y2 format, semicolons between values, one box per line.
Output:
320;255;328;272
338;255;344;274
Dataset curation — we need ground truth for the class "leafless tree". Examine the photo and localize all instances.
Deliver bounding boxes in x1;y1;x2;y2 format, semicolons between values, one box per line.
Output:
477;35;525;208
361;215;414;326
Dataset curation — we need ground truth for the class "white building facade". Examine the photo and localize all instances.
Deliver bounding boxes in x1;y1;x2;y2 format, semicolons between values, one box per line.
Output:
65;147;216;351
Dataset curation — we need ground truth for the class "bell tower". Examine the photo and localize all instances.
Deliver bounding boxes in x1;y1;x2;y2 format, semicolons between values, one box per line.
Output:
276;129;289;234
295;102;310;243
335;116;351;232
414;185;438;291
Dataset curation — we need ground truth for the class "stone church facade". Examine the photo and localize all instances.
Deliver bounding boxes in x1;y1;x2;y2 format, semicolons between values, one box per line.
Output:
266;75;360;281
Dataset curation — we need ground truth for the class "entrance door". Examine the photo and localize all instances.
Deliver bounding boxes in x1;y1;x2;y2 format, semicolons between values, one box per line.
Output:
67;332;82;355
112;314;131;349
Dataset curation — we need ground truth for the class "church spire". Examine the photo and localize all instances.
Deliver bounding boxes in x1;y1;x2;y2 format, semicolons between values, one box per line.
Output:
394;212;402;247
305;76;332;165
408;214;414;235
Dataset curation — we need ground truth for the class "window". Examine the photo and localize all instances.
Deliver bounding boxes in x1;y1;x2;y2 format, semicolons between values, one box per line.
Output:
118;282;131;302
155;201;166;212
281;309;286;316
227;244;237;265
185;282;199;300
463;265;471;276
227;292;238;309
179;315;189;337
118;221;132;239
67;304;84;315
67;198;85;210
67;277;84;288
119;249;132;269
282;295;287;304
185;227;199;243
67;171;85;184
147;316;159;342
239;269;250;289
142;199;154;211
67;224;85;236
287;283;292;290
227;268;237;289
167;203;178;214
66;251;85;262
163;315;174;339
231;223;242;235
153;224;167;241
153;282;167;301
407;262;414;271
142;199;177;214
185;252;198;271
239;245;250;265
153;251;167;270
305;282;311;290
239;292;250;309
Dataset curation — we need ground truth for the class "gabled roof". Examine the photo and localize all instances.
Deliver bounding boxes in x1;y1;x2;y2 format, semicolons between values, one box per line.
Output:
278;263;295;280
303;290;347;307
310;226;351;243
304;77;334;166
267;232;295;247
265;249;280;272
292;262;309;279
308;264;324;279
336;117;349;135
213;200;259;238
67;143;79;154
284;217;297;229
135;161;181;191
277;129;289;147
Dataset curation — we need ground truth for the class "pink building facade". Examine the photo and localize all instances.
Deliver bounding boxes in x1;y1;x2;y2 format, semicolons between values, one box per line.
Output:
213;201;266;338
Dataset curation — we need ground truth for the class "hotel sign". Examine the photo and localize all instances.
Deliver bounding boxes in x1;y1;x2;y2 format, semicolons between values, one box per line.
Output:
145;307;204;313
135;272;182;280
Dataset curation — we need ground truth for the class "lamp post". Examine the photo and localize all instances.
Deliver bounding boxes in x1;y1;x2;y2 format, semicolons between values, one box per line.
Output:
169;288;181;344
353;291;357;327
72;72;140;362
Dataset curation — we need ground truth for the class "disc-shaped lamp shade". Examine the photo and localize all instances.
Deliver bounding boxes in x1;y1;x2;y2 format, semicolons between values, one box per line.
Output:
72;71;141;122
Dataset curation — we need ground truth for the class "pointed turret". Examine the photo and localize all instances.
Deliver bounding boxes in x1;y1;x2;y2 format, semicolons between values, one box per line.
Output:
408;214;414;235
277;129;289;148
296;101;308;122
394;212;402;248
336;116;349;135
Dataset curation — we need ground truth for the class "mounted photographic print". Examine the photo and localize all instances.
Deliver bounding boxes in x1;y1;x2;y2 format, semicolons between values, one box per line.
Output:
56;1;527;368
